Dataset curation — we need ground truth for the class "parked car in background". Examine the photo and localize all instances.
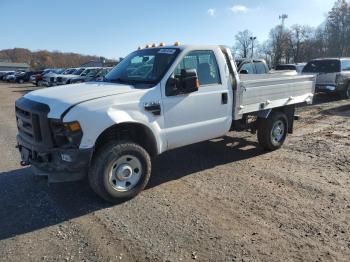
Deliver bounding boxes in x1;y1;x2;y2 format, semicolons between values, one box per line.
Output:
56;68;86;85
30;70;44;85
52;68;79;85
6;71;25;82
94;67;113;81
42;68;65;87
275;63;306;74
302;58;350;99
235;59;270;74
69;67;109;84
31;69;56;86
13;71;38;83
0;71;15;81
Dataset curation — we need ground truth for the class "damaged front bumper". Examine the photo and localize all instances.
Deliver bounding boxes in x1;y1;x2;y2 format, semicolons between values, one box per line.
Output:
17;135;93;183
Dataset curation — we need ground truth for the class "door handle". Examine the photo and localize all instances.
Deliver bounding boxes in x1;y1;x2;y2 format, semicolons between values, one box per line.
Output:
144;101;161;116
221;93;228;104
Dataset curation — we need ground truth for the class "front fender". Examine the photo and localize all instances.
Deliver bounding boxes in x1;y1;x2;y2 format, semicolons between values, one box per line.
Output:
63;100;166;154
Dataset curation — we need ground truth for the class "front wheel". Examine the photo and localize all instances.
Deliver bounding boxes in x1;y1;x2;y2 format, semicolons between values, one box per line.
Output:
257;112;288;151
88;141;151;203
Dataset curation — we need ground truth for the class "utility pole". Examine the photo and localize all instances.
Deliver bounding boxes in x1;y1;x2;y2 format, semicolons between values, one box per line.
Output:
250;36;257;58
279;14;288;29
277;14;288;64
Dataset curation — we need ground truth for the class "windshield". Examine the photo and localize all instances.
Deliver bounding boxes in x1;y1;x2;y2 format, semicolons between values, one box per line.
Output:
81;68;99;76
303;60;341;73
96;68;111;77
105;48;180;85
63;69;75;75
55;69;65;74
43;70;53;75
86;68;100;76
74;68;85;75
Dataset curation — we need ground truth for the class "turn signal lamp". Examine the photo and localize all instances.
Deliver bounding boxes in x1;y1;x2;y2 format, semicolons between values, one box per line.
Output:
64;121;81;132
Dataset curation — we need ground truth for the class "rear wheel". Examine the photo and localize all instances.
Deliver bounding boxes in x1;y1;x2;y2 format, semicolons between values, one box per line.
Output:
88;141;151;203
257;112;288;151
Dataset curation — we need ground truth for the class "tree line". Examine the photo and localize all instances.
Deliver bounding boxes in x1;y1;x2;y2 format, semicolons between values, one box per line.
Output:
234;0;350;67
0;48;113;70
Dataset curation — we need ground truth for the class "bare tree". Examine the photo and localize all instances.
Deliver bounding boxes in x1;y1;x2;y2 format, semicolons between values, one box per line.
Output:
269;25;291;66
234;30;253;58
289;25;313;63
326;0;350;56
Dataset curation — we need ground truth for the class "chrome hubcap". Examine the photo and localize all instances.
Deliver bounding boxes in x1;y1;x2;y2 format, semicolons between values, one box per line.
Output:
271;120;285;144
109;155;142;192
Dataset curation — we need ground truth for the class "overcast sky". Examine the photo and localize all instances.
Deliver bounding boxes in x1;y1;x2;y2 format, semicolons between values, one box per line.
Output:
0;0;336;59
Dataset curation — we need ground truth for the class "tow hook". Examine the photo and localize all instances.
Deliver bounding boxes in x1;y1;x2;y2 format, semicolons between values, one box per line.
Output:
20;161;30;166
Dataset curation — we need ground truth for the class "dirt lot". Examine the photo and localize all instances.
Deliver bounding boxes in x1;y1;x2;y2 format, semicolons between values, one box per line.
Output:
0;82;349;262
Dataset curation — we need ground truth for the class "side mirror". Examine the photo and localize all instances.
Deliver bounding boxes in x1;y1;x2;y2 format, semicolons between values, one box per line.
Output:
239;69;249;74
166;69;199;96
181;69;199;93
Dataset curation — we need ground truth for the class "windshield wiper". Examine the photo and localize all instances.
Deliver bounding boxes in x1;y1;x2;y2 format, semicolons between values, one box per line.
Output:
109;77;129;84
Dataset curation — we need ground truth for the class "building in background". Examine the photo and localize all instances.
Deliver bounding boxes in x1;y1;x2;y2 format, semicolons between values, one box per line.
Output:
0;62;30;71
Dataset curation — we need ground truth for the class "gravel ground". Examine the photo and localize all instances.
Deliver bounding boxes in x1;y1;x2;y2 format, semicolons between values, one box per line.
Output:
0;82;349;262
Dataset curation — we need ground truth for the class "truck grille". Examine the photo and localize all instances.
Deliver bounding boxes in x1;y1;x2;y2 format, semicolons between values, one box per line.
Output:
16;107;42;142
15;97;53;149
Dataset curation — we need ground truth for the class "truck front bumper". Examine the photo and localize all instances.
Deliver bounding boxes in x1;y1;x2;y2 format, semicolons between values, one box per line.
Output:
17;135;93;182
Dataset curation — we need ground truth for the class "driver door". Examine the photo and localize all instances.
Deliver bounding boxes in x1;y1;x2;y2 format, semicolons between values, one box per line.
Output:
162;50;231;150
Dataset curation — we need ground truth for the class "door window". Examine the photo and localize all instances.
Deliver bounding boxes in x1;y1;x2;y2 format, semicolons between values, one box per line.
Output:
173;50;221;86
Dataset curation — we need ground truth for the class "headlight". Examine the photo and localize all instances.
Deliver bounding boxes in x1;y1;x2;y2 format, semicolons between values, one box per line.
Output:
50;119;83;148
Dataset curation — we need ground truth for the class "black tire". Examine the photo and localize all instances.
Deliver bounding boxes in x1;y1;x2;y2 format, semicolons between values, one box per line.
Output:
88;141;151;203
257;111;288;151
341;84;350;99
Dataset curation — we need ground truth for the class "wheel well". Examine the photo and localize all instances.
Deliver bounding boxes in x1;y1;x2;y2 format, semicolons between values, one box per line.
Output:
94;123;158;157
271;105;295;134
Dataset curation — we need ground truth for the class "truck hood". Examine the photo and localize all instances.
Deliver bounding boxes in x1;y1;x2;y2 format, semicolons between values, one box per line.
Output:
25;82;138;118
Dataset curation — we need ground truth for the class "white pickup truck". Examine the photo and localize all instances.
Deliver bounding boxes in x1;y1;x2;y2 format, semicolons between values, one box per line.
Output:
15;44;315;202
